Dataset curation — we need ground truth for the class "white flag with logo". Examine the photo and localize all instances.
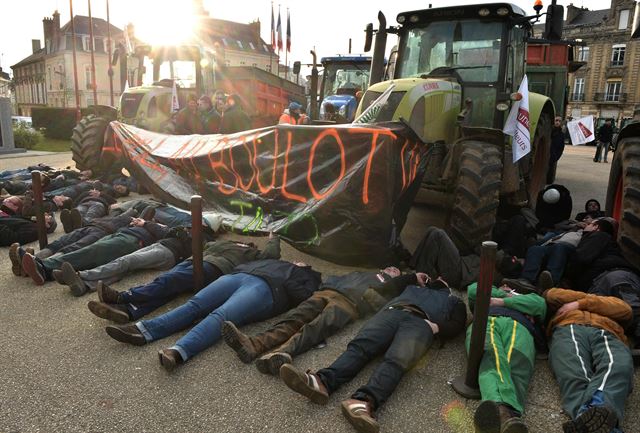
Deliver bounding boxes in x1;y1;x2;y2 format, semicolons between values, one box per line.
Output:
353;84;396;124
567;115;595;145
504;75;531;163
171;80;180;113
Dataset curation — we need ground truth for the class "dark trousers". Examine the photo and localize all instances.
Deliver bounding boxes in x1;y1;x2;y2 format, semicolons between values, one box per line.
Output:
317;308;434;410
250;290;358;356
45;226;108;255
119;260;223;320
76;201;107;224
521;242;575;284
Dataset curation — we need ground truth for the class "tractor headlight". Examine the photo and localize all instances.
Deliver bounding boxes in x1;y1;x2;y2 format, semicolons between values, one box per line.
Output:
409;14;420;23
496;102;510;111
478;8;490;16
397;15;406;23
497;7;509;16
339;105;347;116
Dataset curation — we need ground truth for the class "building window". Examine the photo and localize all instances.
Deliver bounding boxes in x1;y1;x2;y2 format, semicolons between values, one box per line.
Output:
237;40;244;49
47;67;52;90
577;46;589;62
572;78;585;101
619;9;630;30
249;42;255;50
605;82;622;101
611;44;625;66
222;38;229;47
85;66;93;90
94;37;105;53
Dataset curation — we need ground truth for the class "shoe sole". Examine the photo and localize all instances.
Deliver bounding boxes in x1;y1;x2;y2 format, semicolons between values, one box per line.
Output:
473;400;501;433
70;209;82;230
279;364;329;405
52;270;65;285
562;406;617;433
87;301;130;324
221;321;255;364
22;254;45;285
537;271;554;292
61;262;87;297
60;210;73;233
502;419;529;433
105;325;146;346
158;350;178;372
341;401;380;433
256;352;292;376
9;243;21;276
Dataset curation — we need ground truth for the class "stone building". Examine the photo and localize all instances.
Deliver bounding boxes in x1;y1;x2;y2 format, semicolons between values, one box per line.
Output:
561;0;639;126
12;11;125;116
0;67;11;99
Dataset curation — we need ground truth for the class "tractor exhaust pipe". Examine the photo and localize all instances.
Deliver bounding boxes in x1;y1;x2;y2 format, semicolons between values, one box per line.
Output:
310;50;319;120
369;11;387;86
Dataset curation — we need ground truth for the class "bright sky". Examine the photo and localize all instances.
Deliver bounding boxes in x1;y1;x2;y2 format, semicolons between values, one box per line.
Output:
0;0;608;74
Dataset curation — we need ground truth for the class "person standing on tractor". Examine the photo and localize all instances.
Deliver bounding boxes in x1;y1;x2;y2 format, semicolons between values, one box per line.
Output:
594;119;614;163
279;102;302;125
219;94;251;134
548;116;565;183
174;94;202;135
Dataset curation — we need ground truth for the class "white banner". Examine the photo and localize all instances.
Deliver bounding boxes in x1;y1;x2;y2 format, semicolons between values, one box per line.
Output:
504;75;531;163
567;115;595;145
353;84;396;124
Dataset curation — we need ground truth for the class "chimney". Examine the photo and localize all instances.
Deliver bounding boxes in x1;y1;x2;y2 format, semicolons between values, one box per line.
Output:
52;10;61;34
249;20;261;39
32;39;42;54
566;4;583;24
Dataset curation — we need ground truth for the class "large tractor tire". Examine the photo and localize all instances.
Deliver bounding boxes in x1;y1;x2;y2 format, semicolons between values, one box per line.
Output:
524;112;552;207
606;136;640;265
71;115;110;172
446;141;503;254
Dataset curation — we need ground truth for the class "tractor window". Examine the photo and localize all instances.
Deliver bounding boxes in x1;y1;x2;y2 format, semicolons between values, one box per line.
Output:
322;62;371;98
397;20;503;82
148;96;158;118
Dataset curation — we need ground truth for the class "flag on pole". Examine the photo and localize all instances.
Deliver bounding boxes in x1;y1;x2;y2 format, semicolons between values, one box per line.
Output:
286;9;291;52
277;8;283;51
503;75;531;163
270;3;276;50
171;80;180;113
567;115;595;145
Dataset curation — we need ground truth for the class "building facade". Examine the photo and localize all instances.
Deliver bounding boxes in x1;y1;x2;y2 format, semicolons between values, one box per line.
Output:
12;11;125;116
0;67;11;99
562;0;639;126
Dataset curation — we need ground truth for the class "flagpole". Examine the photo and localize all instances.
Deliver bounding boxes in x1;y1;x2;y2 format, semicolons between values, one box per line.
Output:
285;8;288;81
88;0;98;109
106;0;114;106
69;0;81;121
269;1;274;74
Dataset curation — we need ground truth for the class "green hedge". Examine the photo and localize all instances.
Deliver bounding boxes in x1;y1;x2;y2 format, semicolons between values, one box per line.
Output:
31;107;96;139
13;123;43;149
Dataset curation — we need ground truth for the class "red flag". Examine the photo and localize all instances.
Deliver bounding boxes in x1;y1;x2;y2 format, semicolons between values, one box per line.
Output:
276;8;283;51
286;10;291;52
270;3;276;50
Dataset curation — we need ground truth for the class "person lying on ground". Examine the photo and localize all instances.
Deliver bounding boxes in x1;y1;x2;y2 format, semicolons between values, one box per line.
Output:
221;266;404;375
56;225;197;296
104;258;321;372
86;235;280;323
279;274;466;433
545;287;633;433
1;195;56;247
575;199;605;223
468;282;547;433
19;216;170;287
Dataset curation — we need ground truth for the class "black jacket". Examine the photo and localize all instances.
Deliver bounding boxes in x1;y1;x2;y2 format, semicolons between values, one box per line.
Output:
73;190;117;209
322;271;394;314
567;231;633;290
598;123;613;143
0;216;39;246
375;274;467;340
118;221;170;247
550;126;565;163
233;259;322;315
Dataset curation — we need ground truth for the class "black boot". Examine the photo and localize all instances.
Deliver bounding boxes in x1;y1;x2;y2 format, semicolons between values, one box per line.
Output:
105;324;146;346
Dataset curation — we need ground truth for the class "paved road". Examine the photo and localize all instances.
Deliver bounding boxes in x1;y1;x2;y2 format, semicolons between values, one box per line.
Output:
1;146;636;433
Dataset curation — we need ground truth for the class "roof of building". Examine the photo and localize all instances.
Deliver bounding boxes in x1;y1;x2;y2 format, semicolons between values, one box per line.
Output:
60;15;123;36
11;48;46;69
567;8;609;27
199;18;275;56
0;69;10;81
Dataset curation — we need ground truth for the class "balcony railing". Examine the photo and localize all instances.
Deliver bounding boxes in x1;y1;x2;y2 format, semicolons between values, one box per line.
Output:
611;60;625;67
570;93;585;102
594;92;627;103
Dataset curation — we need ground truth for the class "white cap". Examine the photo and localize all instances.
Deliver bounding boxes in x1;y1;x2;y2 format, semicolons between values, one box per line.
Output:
542;188;561;204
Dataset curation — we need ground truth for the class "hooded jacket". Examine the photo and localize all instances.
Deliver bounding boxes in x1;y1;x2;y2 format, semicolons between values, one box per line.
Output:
200;237;280;274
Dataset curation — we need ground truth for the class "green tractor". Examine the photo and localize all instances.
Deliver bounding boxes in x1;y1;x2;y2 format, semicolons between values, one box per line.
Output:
359;2;565;253
71;44;212;172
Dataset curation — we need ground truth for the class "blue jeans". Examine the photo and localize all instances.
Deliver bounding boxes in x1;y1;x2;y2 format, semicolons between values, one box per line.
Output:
154;206;192;228
120;260;222;320
137;273;274;361
521;243;575;284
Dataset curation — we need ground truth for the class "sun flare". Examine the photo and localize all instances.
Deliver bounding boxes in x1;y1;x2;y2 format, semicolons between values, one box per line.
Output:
133;2;197;46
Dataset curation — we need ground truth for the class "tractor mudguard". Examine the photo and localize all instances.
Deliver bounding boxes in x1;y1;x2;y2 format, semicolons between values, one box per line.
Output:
86;105;118;121
615;121;640;144
528;92;554;136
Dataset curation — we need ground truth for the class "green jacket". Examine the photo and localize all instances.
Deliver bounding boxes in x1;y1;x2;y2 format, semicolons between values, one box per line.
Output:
467;283;547;321
201;236;281;274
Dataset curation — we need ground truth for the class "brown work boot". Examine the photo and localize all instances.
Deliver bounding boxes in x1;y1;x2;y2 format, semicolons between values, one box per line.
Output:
497;404;527;433
97;280;121;304
537;271;554;292
70;208;83;230
52;269;64;284
474;400;501;433
279;364;329;405
87;300;130;323
158;348;184;372
341;398;379;433
60;209;73;233
255;352;293;375
221;321;260;363
9;243;22;276
61;261;88;296
105;324;146;346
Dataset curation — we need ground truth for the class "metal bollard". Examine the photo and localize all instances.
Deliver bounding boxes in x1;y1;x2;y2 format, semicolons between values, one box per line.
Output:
31;171;48;249
450;240;497;399
191;195;204;291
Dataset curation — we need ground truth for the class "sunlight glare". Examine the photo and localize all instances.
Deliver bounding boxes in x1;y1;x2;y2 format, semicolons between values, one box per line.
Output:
134;2;197;46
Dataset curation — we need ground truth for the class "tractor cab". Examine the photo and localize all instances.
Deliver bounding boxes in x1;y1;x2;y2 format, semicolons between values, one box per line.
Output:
119;45;213;131
318;55;372;122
